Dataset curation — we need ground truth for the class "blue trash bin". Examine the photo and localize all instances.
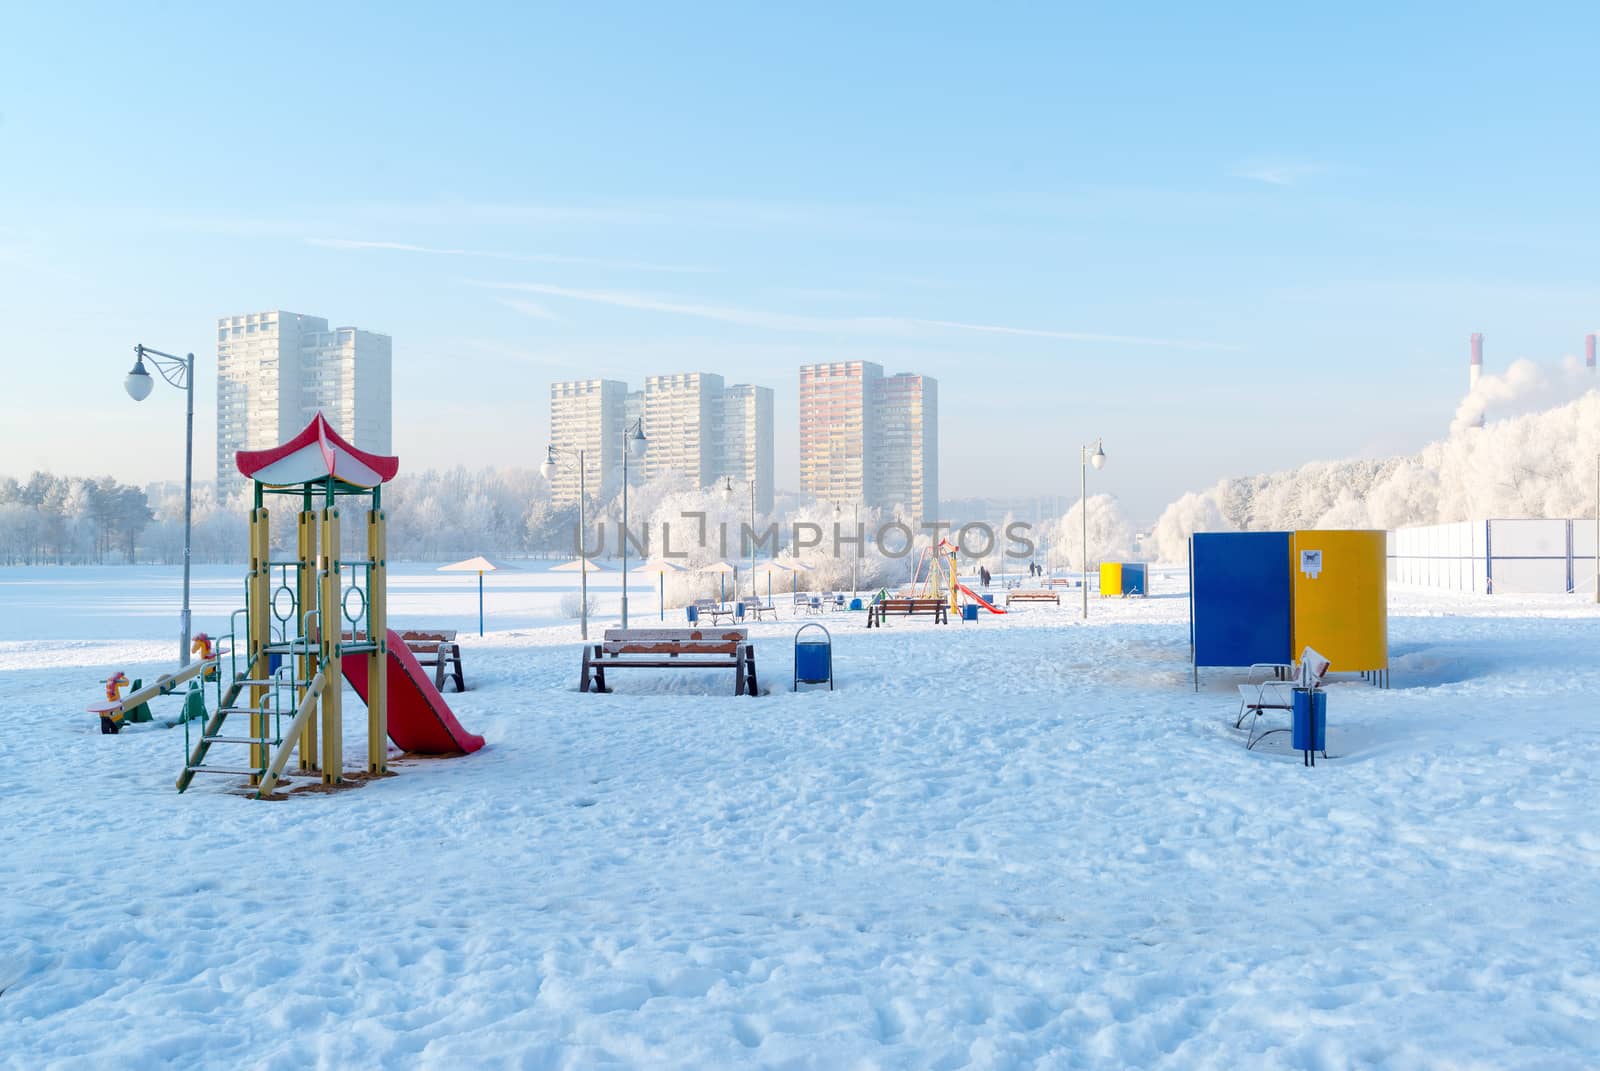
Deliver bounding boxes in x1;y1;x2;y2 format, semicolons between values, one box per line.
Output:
685;605;699;624
849;598;864;611
979;593;995;605
1292;688;1327;765
961;603;979;622
793;623;833;690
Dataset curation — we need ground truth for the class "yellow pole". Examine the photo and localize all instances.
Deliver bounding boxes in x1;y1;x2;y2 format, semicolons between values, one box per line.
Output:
367;507;388;775
247;505;271;784
296;508;319;771
319;505;343;784
948;544;959;614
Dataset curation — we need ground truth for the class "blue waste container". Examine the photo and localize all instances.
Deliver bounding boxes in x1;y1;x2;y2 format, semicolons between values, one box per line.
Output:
979;593;995;605
1292;688;1327;765
961;603;979;622
793;623;833;690
849;598;864;611
685;605;699;623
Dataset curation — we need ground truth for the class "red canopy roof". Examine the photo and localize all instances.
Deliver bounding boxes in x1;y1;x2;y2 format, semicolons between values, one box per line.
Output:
235;412;400;488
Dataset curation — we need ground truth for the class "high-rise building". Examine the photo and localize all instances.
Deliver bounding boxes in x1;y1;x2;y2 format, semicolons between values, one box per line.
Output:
216;310;391;483
548;373;773;508
723;384;775;513
799;360;882;508
644;372;725;488
873;372;939;524
798;361;939;522
548;379;627;506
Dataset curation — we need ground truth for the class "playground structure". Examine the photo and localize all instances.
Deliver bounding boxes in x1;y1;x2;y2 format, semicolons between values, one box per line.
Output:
174;413;482;799
904;539;1007;616
1189;529;1389;689
88;635;218;734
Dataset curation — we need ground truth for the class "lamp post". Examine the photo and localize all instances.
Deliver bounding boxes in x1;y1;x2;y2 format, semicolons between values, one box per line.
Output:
620;418;647;628
1593;450;1598;604
1080;438;1106;620
834;500;860;594
124;344;195;666
540;444;591;640
727;475;758;600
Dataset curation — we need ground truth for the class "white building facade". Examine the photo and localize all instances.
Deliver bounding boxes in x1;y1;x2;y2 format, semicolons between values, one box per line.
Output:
798;361;939;522
548;379;627;507
723;384;774;514
216;310;391;484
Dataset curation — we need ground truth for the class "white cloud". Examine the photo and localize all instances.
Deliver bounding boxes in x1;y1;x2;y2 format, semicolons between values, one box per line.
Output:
1231;161;1326;186
306;237;709;274
496;297;562;322
472;281;1235;351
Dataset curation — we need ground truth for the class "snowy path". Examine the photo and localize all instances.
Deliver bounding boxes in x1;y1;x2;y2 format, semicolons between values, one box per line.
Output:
2;573;1599;1068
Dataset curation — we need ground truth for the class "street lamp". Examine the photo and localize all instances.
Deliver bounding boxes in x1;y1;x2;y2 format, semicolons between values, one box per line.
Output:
540;444;592;640
834;500;860;594
124;344;196;666
727;475;758;600
1080;438;1106;620
620;418;647;627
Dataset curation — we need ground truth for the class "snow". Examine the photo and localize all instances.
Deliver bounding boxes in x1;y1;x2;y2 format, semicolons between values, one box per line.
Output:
2;564;1599;1068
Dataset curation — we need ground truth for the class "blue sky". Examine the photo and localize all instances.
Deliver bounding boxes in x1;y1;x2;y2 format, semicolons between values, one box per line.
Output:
3;3;1597;519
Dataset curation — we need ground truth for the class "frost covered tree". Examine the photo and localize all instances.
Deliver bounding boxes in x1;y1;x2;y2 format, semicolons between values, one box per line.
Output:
1045;494;1135;572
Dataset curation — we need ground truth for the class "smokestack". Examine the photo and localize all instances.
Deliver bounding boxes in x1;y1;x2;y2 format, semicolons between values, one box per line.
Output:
1469;332;1485;427
1587;333;1596;371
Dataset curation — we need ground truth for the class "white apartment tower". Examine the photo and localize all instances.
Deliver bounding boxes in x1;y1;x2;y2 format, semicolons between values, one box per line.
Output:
547;379;627;506
873;372;939;524
799;361;938;522
643;372;725;488
723;384;775;514
799;360;882;509
216;310;392;483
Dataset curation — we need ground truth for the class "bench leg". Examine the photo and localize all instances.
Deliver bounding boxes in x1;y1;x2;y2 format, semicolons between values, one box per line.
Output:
579;648;593;693
745;647;759;697
449;647;465;692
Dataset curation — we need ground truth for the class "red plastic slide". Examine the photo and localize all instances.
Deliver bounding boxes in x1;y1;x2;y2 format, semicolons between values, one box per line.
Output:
341;629;485;754
955;583;1008;612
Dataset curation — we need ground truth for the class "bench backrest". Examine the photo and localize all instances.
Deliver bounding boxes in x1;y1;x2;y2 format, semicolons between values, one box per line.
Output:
1299;646;1332;687
882;598;944;609
600;627;747;655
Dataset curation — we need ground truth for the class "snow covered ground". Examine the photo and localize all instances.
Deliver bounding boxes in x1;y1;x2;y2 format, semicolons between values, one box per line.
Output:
2;565;1599;1068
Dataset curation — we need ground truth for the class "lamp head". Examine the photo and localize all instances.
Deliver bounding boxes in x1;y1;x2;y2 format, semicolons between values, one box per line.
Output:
1090;442;1106;469
628;423;647;459
539;445;555;480
124;354;154;402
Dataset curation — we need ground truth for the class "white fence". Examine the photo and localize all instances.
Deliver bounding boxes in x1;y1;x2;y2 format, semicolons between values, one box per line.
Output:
1389;519;1599;595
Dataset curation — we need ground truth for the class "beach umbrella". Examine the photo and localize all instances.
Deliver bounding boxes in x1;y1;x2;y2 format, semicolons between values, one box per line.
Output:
633;557;688;621
784;559;813;597
551;557;609;571
438;556;520;637
753;561;793;606
703;560;738;604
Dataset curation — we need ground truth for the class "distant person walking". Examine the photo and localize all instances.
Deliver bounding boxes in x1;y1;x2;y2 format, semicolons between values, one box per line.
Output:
979;566;991;589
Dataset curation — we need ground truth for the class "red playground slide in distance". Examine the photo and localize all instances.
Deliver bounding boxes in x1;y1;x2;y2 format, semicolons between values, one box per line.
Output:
955;583;1007;612
341;630;486;754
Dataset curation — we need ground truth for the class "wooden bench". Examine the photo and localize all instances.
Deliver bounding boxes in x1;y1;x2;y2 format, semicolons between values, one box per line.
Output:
866;597;948;627
580;628;758;696
1047;577;1078;588
345;629;464;691
1005;589;1060;606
